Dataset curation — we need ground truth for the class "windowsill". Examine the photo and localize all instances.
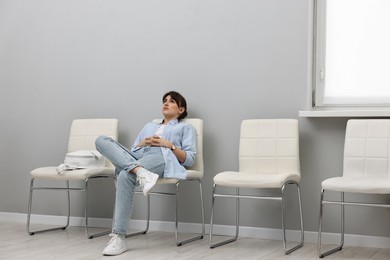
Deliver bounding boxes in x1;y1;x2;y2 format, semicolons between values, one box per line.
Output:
299;109;390;118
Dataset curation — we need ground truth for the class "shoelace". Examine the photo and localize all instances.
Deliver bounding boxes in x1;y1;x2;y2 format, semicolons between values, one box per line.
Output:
137;174;147;188
107;233;120;247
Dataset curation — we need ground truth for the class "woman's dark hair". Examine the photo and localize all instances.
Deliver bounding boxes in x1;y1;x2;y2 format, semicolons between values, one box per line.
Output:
162;91;188;120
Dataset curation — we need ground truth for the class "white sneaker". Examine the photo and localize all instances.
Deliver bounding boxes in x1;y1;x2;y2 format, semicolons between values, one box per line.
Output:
137;168;159;196
102;233;128;256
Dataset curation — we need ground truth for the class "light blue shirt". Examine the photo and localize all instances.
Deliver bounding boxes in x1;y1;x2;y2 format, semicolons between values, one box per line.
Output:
131;119;196;179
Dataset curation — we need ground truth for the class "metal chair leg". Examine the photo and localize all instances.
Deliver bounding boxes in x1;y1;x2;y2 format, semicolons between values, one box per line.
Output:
127;179;204;246
281;181;304;255
175;179;205;246
85;176;115;239
27;176;115;239
26;179;70;235
125;194;150;238
318;190;345;258
209;185;239;248
210;182;304;253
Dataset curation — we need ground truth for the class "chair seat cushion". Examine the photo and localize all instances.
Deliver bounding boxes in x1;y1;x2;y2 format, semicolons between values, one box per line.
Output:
322;177;390;194
31;167;115;181
157;170;203;184
213;171;300;188
32;167;202;182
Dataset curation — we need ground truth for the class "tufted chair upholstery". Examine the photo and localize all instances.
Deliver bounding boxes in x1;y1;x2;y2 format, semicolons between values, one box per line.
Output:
214;119;300;188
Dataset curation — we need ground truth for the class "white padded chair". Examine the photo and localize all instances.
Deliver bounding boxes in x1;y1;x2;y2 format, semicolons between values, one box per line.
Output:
318;119;390;258
127;118;205;246
209;119;304;254
27;118;118;239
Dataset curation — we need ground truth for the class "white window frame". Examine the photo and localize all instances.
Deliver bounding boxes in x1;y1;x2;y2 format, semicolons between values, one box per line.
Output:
301;0;390;117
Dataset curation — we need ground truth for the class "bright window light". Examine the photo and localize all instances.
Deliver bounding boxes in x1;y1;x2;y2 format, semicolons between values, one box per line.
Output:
321;0;390;105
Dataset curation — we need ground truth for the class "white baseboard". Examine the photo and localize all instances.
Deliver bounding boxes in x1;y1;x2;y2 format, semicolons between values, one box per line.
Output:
1;212;389;249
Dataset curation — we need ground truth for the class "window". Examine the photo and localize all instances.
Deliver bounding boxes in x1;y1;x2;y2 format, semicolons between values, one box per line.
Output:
313;0;390;107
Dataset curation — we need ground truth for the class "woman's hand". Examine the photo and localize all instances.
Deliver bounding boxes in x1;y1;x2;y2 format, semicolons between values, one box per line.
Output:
139;136;186;163
138;136;152;147
150;136;172;148
139;136;172;148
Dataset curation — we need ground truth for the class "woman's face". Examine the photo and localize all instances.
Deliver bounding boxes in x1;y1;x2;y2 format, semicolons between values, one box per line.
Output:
162;95;184;120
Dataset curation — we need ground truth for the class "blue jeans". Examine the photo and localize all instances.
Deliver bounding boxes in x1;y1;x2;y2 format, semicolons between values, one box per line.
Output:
95;135;165;235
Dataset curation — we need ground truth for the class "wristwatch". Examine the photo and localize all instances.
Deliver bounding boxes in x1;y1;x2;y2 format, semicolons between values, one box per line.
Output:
171;144;176;151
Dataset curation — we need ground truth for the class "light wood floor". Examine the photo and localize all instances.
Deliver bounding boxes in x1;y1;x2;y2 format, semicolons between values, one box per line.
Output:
1;221;389;260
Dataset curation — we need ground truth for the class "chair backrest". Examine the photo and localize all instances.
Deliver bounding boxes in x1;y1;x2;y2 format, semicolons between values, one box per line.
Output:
183;118;204;174
153;118;204;176
68;118;119;167
344;119;390;179
239;119;300;175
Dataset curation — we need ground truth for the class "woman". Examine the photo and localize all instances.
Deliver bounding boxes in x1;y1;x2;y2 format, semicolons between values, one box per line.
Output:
95;91;196;256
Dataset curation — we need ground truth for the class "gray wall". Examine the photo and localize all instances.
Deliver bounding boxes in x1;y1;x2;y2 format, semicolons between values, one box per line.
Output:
1;0;389;238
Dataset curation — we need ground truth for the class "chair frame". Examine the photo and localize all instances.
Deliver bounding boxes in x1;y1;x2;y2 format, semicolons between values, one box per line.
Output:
209;180;304;254
126;178;205;246
317;190;390;258
27;175;115;239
